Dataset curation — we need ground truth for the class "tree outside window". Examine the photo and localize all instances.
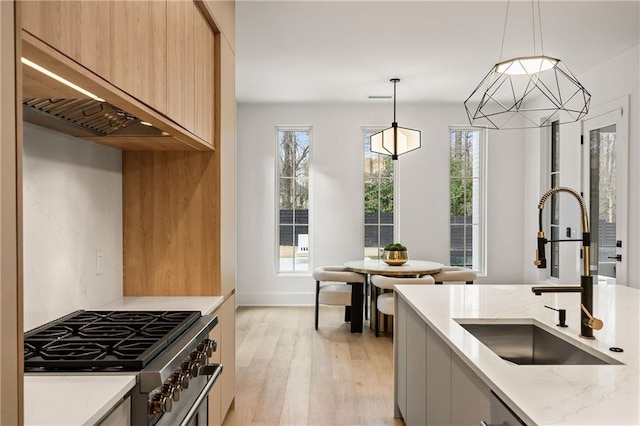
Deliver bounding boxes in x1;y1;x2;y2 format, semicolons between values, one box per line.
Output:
277;128;310;272
450;128;484;271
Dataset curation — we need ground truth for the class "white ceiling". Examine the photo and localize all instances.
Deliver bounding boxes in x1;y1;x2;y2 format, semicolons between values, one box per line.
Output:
236;1;640;103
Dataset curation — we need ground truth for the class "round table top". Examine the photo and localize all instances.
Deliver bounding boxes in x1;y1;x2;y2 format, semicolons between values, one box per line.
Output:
344;259;443;276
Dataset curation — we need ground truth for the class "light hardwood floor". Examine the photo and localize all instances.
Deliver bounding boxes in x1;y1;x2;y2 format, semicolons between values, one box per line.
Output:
222;306;403;426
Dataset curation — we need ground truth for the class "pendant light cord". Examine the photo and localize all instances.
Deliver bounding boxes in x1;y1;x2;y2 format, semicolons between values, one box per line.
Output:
393;80;397;123
531;0;537;55
500;0;545;59
537;0;544;55
498;0;511;62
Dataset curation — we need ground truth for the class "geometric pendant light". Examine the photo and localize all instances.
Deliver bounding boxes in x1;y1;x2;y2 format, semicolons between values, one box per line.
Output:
371;78;421;159
464;1;591;129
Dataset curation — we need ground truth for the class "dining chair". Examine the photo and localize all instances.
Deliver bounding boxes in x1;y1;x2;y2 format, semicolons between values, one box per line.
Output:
312;266;365;330
432;266;477;284
369;274;435;336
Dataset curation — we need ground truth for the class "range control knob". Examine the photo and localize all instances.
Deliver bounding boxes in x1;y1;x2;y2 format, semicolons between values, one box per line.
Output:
171;372;189;390
162;383;180;402
149;394;172;414
180;361;198;378
190;350;206;365
197;342;206;354
200;339;217;357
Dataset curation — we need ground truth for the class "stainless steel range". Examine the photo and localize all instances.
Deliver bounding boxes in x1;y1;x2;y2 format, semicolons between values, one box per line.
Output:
24;310;222;425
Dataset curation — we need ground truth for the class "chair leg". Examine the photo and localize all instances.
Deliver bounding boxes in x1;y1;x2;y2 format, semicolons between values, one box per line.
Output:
364;280;369;320
374;286;379;337
315;280;320;330
344;306;351;322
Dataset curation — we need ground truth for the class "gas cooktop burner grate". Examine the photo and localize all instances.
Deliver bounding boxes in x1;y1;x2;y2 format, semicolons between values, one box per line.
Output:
24;310;201;371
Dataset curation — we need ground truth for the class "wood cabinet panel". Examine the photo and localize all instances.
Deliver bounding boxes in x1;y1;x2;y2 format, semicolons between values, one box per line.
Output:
207;324;222;426
219;35;235;296
21;1;111;80
110;1;167;113
206;295;234;425
194;6;215;145
122;151;220;296
21;1;217;149
1;2;21;422
167;0;195;133
219;295;236;421
203;0;235;51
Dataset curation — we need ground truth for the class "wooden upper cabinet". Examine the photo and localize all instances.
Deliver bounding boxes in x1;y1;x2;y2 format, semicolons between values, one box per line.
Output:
193;6;215;145
167;0;195;134
203;0;235;51
21;1;111;80
109;1;167;114
20;0;215;148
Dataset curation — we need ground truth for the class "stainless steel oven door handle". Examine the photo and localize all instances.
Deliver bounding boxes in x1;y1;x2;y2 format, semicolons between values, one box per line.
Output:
178;363;223;426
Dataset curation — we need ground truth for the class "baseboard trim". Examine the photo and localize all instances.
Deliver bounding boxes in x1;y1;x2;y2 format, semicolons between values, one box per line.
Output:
236;292;315;306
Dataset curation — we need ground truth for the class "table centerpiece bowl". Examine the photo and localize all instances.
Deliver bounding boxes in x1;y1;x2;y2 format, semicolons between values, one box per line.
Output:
381;243;408;266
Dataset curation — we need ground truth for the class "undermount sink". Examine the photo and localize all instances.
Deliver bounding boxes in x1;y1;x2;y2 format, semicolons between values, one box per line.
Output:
456;320;622;366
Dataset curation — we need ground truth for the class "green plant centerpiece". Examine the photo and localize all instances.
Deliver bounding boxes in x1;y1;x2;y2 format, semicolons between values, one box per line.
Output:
381;243;409;266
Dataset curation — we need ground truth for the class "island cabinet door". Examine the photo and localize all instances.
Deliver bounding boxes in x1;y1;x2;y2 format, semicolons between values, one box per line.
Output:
451;354;491;425
394;295;408;419
405;306;428;425
426;326;452;425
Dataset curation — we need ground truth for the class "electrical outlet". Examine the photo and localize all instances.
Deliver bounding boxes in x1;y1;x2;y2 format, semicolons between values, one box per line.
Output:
96;251;104;275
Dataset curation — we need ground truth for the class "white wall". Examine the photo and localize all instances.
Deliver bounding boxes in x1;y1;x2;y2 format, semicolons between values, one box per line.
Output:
237;103;526;305
23;123;123;330
523;45;640;289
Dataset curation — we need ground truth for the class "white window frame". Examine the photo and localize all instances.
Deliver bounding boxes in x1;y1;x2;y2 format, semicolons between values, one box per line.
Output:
549;119;561;279
448;126;487;275
363;127;397;259
275;126;312;275
539;113;561;283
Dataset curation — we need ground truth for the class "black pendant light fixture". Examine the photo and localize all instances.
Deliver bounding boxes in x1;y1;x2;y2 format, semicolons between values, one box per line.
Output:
464;0;591;129
371;78;421;160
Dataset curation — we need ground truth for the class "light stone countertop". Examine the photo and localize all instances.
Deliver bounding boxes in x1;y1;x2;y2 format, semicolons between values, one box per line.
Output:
395;283;640;425
95;296;225;315
24;375;136;425
24;296;224;425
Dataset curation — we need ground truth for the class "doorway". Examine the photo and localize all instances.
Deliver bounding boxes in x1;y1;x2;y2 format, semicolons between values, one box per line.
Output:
582;98;629;285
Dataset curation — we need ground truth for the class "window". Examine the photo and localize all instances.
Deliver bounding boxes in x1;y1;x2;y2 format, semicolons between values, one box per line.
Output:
549;120;560;279
276;127;310;273
364;130;395;259
449;128;485;272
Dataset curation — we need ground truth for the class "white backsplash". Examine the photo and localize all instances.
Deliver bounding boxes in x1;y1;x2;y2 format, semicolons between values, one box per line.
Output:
22;123;123;331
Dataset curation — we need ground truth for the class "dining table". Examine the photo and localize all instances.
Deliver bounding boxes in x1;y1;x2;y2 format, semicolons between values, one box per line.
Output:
344;259;444;277
344;259;444;333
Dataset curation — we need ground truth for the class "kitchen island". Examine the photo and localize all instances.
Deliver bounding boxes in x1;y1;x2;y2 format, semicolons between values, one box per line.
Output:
394;284;639;425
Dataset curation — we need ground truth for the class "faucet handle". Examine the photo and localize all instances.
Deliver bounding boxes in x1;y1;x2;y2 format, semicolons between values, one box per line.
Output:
580;304;603;330
534;249;543;266
534;233;547;268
